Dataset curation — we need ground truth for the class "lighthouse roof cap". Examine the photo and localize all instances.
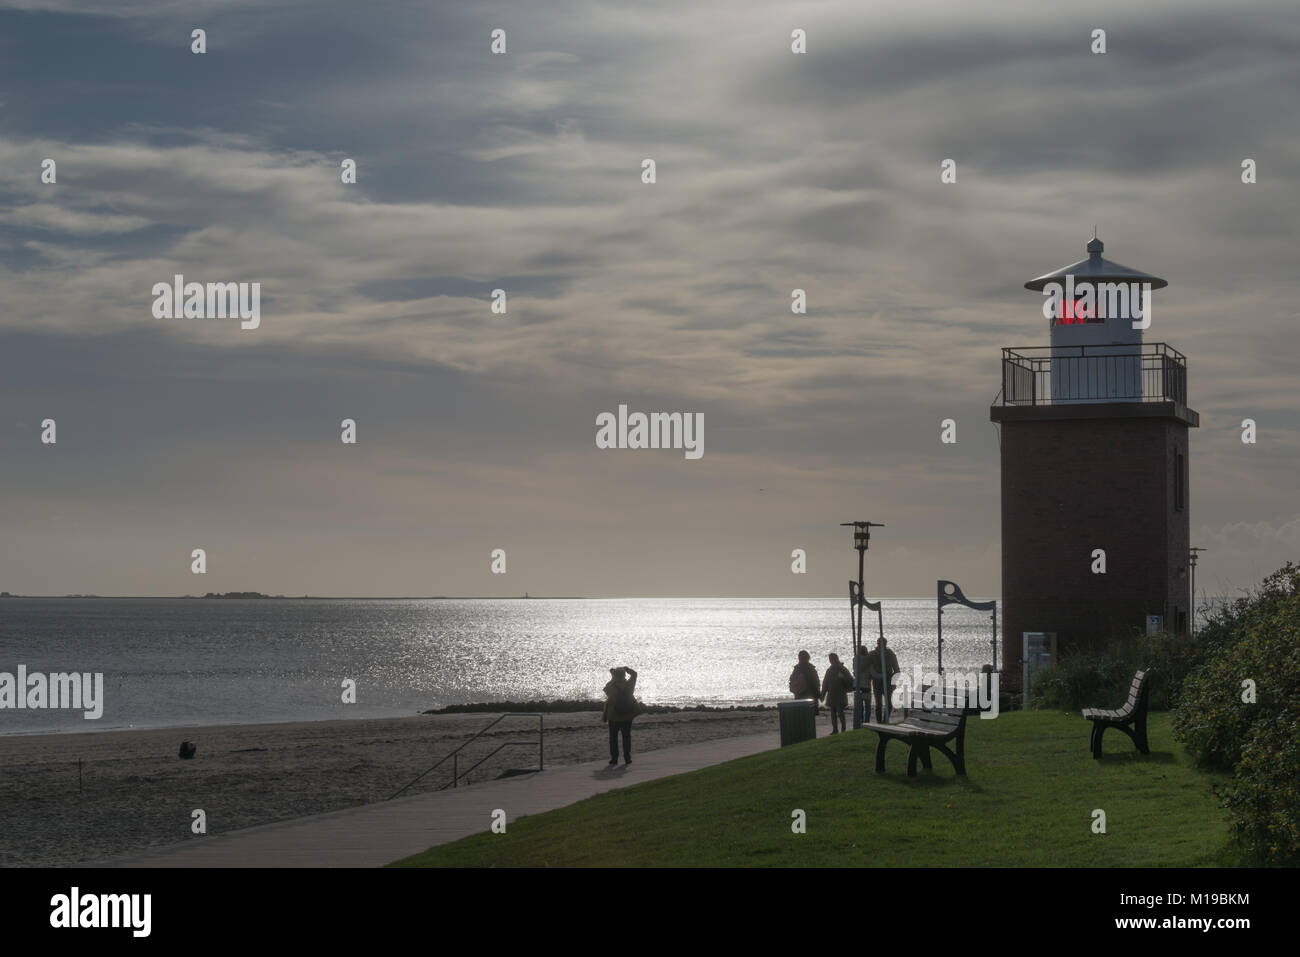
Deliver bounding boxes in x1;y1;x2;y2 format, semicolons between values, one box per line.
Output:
1024;237;1168;291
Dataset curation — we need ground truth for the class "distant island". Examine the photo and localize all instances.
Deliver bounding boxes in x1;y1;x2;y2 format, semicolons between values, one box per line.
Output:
197;592;281;599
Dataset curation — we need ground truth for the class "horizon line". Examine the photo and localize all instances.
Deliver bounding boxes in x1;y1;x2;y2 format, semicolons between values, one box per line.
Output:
0;593;994;601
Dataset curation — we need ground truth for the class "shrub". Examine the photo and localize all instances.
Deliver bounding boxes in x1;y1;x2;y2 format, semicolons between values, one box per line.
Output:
1173;561;1300;864
1028;648;1138;712
1027;631;1208;712
1174;563;1300;767
1223;713;1300;863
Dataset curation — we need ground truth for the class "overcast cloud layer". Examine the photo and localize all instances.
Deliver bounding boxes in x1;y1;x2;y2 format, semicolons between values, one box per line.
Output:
1;0;1297;599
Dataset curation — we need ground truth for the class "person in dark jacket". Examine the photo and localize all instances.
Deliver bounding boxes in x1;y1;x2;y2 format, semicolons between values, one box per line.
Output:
602;666;639;765
789;650;821;715
855;646;872;724
821;652;852;733
868;637;900;722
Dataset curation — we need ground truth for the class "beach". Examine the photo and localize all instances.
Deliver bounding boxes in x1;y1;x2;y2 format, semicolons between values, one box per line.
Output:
0;709;780;867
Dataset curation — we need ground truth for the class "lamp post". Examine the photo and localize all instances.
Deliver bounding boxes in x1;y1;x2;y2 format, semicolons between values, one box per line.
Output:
1188;547;1206;636
842;521;884;728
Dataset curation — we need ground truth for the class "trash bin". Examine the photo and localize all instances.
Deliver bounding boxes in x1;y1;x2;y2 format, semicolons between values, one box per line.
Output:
778;699;817;746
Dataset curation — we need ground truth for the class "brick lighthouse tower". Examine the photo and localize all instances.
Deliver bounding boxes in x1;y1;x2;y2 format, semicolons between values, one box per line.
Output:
990;237;1198;689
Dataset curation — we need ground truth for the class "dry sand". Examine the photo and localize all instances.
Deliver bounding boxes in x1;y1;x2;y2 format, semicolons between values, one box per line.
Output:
0;709;782;866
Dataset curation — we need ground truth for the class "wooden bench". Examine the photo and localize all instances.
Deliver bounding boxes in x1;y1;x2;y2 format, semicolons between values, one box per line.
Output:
1082;670;1150;759
866;707;968;776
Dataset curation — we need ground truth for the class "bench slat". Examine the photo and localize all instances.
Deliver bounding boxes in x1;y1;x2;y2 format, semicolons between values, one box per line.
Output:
904;722;960;734
905;708;963;719
872;721;954;739
900;723;958;734
904;712;961;725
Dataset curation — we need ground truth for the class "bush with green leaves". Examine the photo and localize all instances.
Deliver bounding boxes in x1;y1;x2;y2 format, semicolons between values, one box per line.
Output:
1173;562;1300;864
1028;647;1137;712
1027;630;1208;712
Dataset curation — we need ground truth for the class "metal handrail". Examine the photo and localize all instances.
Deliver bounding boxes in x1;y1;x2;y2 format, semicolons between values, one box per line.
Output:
441;741;540;790
1002;342;1186;361
997;342;1188;406
387;712;544;800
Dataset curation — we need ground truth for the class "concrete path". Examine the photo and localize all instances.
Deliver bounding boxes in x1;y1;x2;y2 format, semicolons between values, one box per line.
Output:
100;731;779;868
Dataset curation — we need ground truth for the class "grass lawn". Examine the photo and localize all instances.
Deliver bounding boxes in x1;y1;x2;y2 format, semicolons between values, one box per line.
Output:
391;711;1238;867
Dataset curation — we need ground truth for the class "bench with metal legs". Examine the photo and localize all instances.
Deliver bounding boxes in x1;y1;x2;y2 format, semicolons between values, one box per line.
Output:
867;707;968;776
1082;670;1151;759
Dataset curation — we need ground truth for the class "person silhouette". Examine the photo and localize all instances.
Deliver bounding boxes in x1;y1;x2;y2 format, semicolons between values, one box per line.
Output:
789;650;821;715
821;653;852;733
868;638;900;722
602;666;639;765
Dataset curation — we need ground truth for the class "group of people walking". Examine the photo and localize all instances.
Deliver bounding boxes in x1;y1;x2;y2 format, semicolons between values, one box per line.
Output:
600;639;900;764
789;639;900;731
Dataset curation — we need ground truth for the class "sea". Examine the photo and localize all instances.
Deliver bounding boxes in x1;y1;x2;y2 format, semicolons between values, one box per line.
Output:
0;597;1006;735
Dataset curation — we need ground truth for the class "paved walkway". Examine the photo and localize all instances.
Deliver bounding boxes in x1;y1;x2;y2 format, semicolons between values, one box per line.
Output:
102;731;779;868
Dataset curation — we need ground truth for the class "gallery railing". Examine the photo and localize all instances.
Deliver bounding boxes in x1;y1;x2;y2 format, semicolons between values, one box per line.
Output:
999;343;1187;407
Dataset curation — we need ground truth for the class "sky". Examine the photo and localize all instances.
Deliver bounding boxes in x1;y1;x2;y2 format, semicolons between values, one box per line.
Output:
1;0;1297;599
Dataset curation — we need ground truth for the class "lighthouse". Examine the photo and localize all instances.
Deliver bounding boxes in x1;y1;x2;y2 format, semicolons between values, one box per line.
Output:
990;237;1197;689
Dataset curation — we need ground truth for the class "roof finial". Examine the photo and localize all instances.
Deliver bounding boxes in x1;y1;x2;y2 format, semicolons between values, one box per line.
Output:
1093;224;1097;240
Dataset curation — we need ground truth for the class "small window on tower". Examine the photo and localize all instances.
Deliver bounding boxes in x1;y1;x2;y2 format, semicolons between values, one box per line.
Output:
1057;297;1105;325
1174;451;1185;511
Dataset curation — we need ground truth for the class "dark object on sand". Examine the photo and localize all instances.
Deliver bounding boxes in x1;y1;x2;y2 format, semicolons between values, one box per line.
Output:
179;741;197;759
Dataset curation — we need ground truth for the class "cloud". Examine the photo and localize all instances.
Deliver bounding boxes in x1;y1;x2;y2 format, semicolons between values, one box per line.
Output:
0;0;1296;595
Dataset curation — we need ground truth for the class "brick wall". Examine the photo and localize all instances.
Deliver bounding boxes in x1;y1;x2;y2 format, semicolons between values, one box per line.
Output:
998;414;1191;685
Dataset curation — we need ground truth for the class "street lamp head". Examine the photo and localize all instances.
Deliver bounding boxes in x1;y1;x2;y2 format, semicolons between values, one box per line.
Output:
840;520;885;550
